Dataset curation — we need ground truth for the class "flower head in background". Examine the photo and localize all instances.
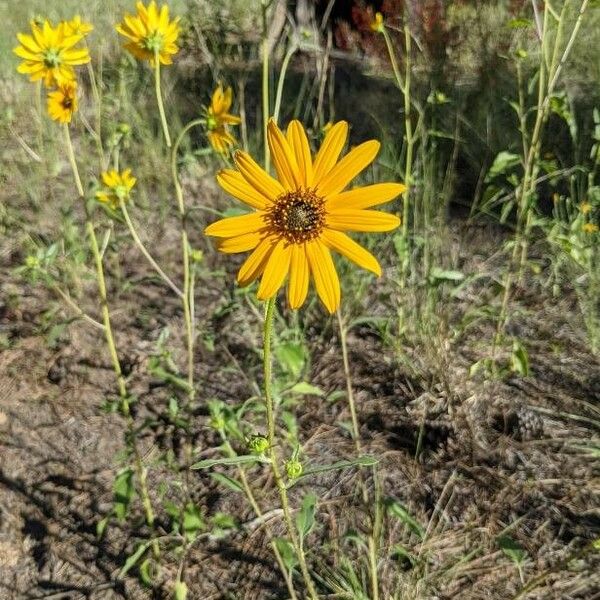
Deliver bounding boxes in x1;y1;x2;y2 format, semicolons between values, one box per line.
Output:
205;119;405;313
582;222;598;234
64;16;94;37
96;169;137;209
370;12;385;33
47;81;78;123
116;1;180;66
205;84;241;154
14;19;90;86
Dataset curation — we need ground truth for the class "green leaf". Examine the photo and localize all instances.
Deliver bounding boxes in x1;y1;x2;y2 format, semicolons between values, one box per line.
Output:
429;268;464;284
183;502;205;540
96;517;108;540
139;558;155;586
507;18;533;28
391;544;417;566
497;535;527;564
113;468;135;522
511;340;530;376
173;580;188;600
296;493;317;542
190;454;268;469
296;456;378;481
274;342;306;378
210;472;244;492
288;382;325;396
274;538;298;569
119;541;151;577
486;151;521;181
386;500;425;539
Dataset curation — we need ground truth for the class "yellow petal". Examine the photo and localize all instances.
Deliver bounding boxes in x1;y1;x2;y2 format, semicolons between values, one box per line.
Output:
317;140;380;197
234;151;285;200
321;229;381;276
287;243;309;309
257;239;292;300
313;120;348;184
217;232;263;254
306;240;340;313
326;209;400;232
327;182;406;210
267;119;302;190
237;236;276;286
286;120;313;187
16;33;41;53
204;212;266;238
217;169;269;209
13;45;40;60
211;85;224;114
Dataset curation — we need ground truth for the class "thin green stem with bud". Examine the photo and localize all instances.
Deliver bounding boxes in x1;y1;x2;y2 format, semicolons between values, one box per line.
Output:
263;297;320;600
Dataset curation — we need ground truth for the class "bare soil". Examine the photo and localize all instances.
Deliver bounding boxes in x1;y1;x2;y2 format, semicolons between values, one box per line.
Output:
1;179;599;600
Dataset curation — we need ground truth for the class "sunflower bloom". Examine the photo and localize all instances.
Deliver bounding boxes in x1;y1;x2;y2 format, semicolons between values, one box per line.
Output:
47;81;78;123
96;169;137;209
205;84;241;154
64;16;94;37
204;119;405;313
13;20;90;86
583;222;598;233
116;1;180;66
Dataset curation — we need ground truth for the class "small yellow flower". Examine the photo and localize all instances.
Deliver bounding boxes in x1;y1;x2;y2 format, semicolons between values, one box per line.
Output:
96;169;137;209
579;202;592;215
47;81;78;123
64;16;94;37
205;84;241;154
204;119;405;313
116;1;180;66
583;223;598;233
370;12;385;33
13;19;90;86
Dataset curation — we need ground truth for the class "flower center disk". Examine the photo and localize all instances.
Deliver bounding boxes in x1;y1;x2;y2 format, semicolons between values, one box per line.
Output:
268;189;325;243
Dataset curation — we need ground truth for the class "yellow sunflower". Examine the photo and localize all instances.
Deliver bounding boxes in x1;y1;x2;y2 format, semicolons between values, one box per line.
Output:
583;222;598;233
204;119;405;313
64;16;94;37
116;1;180;66
13;19;90;86
96;169;137;209
47;81;78;123
205;84;241;154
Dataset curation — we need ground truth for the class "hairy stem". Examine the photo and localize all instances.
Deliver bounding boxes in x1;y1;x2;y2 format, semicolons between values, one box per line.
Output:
263;297;319;600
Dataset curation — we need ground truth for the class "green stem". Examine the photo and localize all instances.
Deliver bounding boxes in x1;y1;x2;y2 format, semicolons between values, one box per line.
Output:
64;124;84;197
119;200;183;298
171;118;205;410
219;435;299;600
154;54;172;148
261;0;271;171
263;297;319;600
273;40;298;124
64;124;158;556
84;40;105;166
336;310;379;600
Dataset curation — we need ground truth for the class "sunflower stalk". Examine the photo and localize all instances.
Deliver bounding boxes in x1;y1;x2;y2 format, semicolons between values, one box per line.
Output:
63;125;158;557
263;297;320;600
154;50;172;148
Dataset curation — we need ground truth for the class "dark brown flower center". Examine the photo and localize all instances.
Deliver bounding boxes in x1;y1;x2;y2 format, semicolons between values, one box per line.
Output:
62;97;73;109
267;189;325;243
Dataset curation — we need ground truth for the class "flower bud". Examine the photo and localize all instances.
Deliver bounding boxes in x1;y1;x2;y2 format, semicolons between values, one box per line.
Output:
248;435;269;455
285;458;303;479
